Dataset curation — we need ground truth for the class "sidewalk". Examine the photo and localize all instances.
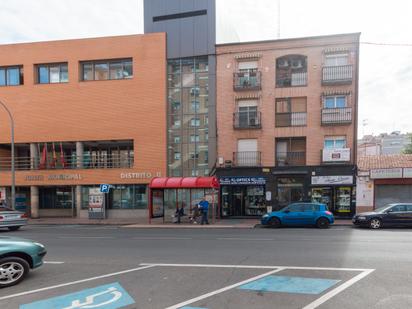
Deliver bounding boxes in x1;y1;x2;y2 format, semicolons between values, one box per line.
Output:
27;217;353;228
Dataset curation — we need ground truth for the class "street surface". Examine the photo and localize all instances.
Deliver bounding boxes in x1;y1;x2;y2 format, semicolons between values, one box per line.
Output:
1;225;412;309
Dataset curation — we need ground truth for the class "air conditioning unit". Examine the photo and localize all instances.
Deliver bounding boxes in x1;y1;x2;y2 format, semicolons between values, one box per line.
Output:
291;60;303;69
277;59;289;68
249;118;257;126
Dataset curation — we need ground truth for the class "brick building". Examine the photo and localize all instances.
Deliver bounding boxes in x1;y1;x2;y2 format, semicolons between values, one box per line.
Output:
215;33;360;218
0;34;167;219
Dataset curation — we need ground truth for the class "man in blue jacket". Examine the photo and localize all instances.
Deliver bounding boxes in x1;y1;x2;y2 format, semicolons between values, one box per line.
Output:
198;195;209;225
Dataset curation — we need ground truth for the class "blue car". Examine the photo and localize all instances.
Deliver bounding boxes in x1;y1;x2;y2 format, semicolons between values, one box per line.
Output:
261;203;334;229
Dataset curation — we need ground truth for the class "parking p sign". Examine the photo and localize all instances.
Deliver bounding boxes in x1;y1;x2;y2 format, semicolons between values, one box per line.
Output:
100;184;110;193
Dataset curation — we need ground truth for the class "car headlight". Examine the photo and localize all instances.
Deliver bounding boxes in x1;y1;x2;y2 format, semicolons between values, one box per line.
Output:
34;242;45;248
357;216;366;220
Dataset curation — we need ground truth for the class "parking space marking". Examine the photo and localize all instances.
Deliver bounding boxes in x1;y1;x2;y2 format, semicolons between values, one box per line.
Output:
132;237;193;240
180;307;208;309
238;275;341;294
217;237;274;241
164;268;285;309
44;261;65;264
302;268;375;309
0;265;155;302
58;236;115;239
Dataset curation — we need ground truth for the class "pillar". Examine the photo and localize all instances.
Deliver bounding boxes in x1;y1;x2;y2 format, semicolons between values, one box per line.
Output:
76;141;84;169
76;185;82;218
30;143;38;169
30;186;39;219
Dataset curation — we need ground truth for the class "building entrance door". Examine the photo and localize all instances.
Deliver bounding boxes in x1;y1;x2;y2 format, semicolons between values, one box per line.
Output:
232;186;244;216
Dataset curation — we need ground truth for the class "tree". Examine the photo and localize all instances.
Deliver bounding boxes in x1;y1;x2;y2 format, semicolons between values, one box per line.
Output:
403;133;412;154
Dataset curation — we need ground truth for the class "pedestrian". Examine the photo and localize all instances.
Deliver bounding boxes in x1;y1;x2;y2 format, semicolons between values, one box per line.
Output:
175;203;185;224
198;195;209;225
190;203;200;224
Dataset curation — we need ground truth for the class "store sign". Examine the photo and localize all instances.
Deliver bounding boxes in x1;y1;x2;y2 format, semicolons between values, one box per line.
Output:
403;168;412;178
88;188;105;219
322;148;350;162
120;172;161;179
25;174;82;181
370;168;403;179
219;177;266;185
311;175;353;185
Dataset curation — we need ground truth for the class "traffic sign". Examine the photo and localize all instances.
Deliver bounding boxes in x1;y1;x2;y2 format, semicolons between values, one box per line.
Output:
100;184;110;193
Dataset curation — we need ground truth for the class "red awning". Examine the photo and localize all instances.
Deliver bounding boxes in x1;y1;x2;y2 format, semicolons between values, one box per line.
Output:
149;177;219;189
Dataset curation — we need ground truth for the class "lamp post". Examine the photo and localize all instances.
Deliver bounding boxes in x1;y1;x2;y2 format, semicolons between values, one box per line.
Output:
0;99;15;210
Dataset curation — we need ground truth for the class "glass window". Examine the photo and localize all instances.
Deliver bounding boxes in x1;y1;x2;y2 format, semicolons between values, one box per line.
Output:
174;152;181;160
109;62;123;79
123;60;133;78
60;64;68;82
325;96;346;108
390;205;406;212
0;69;5;86
406;205;412;212
38;66;49;84
190;118;200;127
82;63;93;81
190;135;200;143
7;68;20;85
134;185;147;209
174;136;180;143
94;62;109;80
49;65;60;83
325;54;349;66
324;137;346;149
287;204;303;212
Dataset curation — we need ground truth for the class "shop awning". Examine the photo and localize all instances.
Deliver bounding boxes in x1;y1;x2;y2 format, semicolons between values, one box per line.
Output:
149;177;219;189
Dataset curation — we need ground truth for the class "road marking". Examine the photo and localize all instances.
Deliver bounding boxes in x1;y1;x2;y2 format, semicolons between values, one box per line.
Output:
302;268;375;309
217;237;274;241
58;236;115;239
140;263;373;272
0;265;155;302
164;268;285;309
44;261;65;264
132;237;192;240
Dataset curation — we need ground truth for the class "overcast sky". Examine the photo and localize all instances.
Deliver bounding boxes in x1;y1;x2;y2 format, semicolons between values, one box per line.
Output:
0;0;411;136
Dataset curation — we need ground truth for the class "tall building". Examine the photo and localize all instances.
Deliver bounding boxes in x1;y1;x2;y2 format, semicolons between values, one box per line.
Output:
215;33;360;218
0;34;167;218
144;0;217;177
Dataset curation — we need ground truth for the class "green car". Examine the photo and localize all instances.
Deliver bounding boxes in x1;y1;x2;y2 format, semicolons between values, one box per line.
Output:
0;236;46;287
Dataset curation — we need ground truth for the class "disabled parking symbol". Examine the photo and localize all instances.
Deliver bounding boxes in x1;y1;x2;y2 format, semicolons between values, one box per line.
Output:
20;282;135;309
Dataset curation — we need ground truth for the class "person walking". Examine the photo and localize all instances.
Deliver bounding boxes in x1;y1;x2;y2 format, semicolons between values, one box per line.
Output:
199;195;209;225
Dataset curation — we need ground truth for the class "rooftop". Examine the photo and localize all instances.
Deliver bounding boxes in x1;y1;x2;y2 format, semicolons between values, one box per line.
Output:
358;154;412;170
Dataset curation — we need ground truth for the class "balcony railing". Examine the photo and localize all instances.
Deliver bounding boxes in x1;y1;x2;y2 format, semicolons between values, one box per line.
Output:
322;65;353;84
233;112;262;129
233;71;261;91
276;151;306;166
233;151;261;167
275;112;307;127
321;107;352;125
276;72;307;87
0;154;134;171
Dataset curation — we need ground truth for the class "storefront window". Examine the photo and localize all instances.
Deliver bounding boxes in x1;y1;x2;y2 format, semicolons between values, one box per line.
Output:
108;184;147;209
245;186;265;216
39;187;73;209
277;177;304;208
335;187;351;213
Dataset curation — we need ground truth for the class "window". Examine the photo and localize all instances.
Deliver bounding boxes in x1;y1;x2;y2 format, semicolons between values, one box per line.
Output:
36;63;68;84
303;204;320;212
190;118;200;127
0;66;23;86
190;153;199;159
324;96;347;108
191;101;200;111
325;54;349;66
275;97;307;127
173;136;181;144
190;135;200;143
287;204;303;212
174;152;181;160
81;58;132;81
276;55;307;87
324;136;347;149
390;205;406;212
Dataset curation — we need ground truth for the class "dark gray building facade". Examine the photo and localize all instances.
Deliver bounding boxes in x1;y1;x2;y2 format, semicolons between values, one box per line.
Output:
144;0;216;177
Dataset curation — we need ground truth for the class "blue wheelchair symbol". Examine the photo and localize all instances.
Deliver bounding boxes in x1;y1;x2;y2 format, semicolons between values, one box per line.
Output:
100;184;110;193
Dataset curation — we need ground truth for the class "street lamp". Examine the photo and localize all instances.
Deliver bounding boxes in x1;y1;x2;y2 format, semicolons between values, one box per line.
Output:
0;99;15;210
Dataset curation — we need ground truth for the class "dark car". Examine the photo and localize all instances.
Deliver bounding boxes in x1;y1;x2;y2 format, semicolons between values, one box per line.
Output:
352;203;412;229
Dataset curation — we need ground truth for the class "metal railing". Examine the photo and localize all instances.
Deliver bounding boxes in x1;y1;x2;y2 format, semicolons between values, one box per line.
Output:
321;107;352;125
233;151;261;167
233;112;262;129
0;154;134;171
276;72;307;87
322;65;353;84
275;112;307;127
233;71;261;91
276;151;306;166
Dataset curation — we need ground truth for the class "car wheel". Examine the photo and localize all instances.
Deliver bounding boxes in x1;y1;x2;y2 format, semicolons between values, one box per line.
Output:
316;217;330;229
268;217;281;228
369;218;382;229
0;257;30;288
8;226;21;231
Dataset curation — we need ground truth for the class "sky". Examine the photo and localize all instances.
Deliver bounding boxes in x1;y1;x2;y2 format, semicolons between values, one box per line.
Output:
0;0;411;137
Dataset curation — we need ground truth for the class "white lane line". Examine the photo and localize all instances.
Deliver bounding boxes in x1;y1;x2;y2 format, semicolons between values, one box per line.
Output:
217;237;274;241
302;268;375;309
44;261;65;264
0;264;155;301
58;236;115;239
140;263;373;272
132;237;192;240
165;268;285;309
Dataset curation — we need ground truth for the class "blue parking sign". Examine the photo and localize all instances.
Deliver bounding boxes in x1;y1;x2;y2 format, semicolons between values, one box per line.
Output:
100;184;110;193
20;282;135;309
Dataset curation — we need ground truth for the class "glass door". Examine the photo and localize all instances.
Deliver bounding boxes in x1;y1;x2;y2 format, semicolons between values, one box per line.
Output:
311;187;333;210
232;186;244;216
334;187;351;215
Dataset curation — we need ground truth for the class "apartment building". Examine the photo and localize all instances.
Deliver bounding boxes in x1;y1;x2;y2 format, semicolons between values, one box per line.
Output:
215;33;360;218
0;34;167;219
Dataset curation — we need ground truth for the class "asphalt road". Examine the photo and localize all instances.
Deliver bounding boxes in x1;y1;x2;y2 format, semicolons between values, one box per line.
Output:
1;224;412;309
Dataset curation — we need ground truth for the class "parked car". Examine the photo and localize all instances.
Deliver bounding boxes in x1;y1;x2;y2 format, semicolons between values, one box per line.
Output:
261;203;334;229
0;236;46;287
0;206;27;231
352;203;412;229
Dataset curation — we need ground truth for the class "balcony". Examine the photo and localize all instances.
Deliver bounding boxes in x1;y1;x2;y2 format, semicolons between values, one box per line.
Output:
233;71;261;91
276;72;307;87
322;148;351;164
321;107;352;125
322;65;353;85
275;112;307;127
233;112;261;129
276;151;306;166
0;154;134;171
233;151;261;167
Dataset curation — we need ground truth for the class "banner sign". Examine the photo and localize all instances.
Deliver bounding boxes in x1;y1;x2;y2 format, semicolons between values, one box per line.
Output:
219;177;266;185
370;168;403;179
88;188;105;219
312;175;353;185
